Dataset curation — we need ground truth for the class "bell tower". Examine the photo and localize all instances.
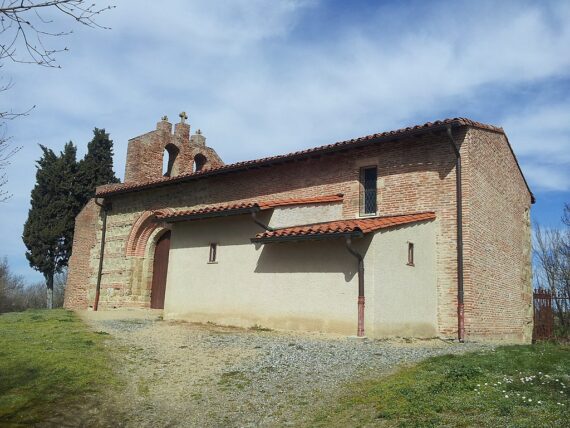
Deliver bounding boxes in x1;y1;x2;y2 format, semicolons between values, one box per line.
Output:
124;112;224;183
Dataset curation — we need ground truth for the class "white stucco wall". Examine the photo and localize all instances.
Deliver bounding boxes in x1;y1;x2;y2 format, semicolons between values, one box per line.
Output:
163;207;438;338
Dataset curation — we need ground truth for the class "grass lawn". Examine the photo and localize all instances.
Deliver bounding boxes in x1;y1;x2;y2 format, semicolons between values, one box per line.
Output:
314;344;570;427
0;309;118;426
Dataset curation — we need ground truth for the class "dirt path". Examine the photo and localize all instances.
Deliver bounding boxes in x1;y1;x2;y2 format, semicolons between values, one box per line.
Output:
78;310;491;427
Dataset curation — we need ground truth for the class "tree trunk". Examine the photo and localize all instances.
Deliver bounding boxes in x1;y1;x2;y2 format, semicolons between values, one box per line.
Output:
46;273;54;309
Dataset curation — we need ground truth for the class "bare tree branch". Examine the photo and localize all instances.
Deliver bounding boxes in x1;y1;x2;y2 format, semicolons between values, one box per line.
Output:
533;214;570;330
0;1;113;201
1;0;115;67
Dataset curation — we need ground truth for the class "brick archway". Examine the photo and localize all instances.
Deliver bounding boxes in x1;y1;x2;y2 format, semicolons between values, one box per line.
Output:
125;208;174;257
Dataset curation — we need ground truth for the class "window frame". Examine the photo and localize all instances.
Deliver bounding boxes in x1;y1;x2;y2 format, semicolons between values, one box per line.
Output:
208;242;218;264
359;165;378;217
407;242;415;266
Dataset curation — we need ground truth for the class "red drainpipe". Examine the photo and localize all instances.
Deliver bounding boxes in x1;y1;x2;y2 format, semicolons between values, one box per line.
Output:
345;235;365;337
93;199;111;311
446;125;465;342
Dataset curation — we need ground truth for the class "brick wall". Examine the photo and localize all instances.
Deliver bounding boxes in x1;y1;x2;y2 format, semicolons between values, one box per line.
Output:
463;128;533;342
124;118;224;183
64;199;100;309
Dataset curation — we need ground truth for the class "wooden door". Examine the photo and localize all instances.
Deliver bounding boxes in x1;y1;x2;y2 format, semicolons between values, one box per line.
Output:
151;230;171;309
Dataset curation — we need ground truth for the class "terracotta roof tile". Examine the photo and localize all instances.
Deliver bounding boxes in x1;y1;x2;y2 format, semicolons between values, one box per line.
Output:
155;194;344;221
96;117;512;197
252;212;436;242
156;202;258;221
257;194;343;209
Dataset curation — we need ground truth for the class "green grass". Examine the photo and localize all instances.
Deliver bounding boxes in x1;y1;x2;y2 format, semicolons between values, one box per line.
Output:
313;344;570;427
0;309;119;426
218;370;251;390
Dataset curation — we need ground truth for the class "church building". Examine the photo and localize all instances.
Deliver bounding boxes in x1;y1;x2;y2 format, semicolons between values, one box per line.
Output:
64;114;534;342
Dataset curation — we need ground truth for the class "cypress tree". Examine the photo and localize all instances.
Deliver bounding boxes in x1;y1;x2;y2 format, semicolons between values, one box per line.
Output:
23;142;78;308
77;128;119;206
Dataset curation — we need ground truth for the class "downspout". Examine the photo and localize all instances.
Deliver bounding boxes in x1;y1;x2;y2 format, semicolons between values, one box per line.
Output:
345;236;365;337
446;125;465;342
93;199;111;311
251;210;274;232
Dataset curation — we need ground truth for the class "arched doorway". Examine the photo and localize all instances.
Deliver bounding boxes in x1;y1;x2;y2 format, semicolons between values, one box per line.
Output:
151;230;171;309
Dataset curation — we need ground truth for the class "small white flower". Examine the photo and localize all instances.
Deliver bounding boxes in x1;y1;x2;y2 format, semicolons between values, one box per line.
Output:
538;401;542;404
522;396;526;399
528;399;532;402
502;390;506;393
504;395;509;398
477;384;480;387
485;383;488;386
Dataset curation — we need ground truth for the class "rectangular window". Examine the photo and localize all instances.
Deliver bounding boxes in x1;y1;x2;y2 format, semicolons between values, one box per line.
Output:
407;242;414;266
208;243;217;263
360;166;377;215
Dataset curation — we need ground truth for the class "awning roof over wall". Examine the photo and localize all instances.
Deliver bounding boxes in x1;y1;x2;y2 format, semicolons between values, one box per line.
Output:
251;212;436;243
155;194;343;223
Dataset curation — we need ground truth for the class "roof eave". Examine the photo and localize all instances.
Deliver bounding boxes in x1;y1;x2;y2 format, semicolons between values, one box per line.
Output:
157;206;260;223
97;120;472;198
250;230;364;244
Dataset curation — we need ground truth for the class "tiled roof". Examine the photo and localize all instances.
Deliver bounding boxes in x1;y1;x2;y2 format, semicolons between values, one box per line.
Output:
155;194;344;221
156;202;258;221
96;117;515;197
251;212;436;242
258;194;343;209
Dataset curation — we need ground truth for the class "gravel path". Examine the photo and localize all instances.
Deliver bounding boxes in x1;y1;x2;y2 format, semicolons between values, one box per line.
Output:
81;311;492;427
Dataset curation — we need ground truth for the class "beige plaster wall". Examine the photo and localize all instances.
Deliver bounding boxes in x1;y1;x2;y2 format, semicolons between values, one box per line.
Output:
163;206;438;338
370;221;438;337
268;202;343;229
164;215;362;335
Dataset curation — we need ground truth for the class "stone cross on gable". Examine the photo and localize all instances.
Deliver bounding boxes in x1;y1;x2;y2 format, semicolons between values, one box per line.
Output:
179;111;188;124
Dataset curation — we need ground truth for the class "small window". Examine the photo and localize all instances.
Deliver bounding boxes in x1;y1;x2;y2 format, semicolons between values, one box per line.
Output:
407;242;414;266
360;166;377;215
208;243;217;263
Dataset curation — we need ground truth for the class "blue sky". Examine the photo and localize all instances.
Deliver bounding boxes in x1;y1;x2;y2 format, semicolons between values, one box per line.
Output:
2;0;569;282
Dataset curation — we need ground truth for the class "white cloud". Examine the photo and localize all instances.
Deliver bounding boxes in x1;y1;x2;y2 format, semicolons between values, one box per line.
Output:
2;0;570;280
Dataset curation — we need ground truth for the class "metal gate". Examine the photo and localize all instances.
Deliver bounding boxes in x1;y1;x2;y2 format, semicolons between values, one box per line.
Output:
533;288;553;341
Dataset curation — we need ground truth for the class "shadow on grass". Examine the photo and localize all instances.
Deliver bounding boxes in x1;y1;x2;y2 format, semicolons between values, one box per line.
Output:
0;309;121;425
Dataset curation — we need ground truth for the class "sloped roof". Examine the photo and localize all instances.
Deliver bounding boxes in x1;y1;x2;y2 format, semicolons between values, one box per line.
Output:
251;212;437;243
155;194;344;222
97;117;534;199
